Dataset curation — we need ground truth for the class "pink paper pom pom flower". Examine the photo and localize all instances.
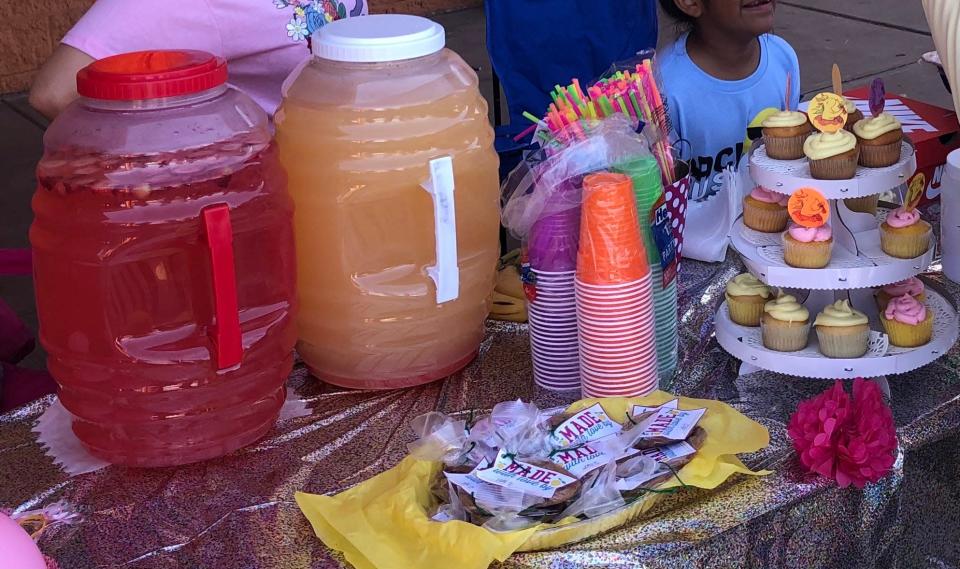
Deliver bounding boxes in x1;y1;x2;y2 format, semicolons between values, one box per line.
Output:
787;379;897;488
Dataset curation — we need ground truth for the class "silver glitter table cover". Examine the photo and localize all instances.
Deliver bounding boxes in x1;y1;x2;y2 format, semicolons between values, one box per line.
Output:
1;227;959;568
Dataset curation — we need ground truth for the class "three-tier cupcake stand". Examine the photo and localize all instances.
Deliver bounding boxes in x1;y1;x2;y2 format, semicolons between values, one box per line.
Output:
715;140;959;383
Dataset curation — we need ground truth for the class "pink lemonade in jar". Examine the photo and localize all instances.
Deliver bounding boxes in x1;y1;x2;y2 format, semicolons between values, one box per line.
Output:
31;51;297;467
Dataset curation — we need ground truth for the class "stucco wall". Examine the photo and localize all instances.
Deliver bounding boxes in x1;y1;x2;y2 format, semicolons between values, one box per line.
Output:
0;0;481;94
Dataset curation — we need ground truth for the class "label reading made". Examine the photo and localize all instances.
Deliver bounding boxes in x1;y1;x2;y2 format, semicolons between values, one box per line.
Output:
477;449;578;498
638;441;697;464
634;407;707;442
549;403;623;448
630;399;680;419
549;438;634;478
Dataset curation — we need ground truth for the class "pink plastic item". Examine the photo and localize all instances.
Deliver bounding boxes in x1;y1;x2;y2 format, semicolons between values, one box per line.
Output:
0;514;46;569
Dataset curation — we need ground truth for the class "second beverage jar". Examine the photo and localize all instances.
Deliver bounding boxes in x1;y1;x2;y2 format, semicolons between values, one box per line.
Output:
276;14;500;389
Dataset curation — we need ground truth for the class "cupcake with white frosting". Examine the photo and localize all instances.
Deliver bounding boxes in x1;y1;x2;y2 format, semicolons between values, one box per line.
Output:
804;129;859;180
761;111;814;160
842;97;865;133
814;300;870;358
853;112;903;167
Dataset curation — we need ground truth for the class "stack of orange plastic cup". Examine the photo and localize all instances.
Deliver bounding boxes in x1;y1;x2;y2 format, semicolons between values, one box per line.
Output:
575;172;658;397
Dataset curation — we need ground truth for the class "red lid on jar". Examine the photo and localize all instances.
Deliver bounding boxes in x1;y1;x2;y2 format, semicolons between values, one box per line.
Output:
76;50;228;101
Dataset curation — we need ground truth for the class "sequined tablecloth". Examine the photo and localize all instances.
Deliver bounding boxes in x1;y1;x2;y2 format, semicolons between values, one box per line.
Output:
2;247;959;568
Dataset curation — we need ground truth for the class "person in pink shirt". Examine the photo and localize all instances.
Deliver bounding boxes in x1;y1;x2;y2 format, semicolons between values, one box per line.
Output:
29;0;368;119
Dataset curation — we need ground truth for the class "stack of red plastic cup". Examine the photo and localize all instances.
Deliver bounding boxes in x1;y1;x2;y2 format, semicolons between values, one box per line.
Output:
575;172;658;397
526;178;581;391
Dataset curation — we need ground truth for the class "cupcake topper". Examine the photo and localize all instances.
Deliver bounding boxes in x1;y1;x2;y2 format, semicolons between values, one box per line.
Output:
788;188;830;228
905;172;925;211
831;64;843;96
869;78;886;117
784;73;792;111
807;92;848;134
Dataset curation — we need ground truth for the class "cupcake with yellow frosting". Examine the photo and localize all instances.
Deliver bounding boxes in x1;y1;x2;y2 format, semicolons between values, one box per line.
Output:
762;111;814;160
814;300;870;358
804;129;859;180
853;112;903;167
842;97;865;133
725;273;774;327
881;294;933;348
761;294;810;352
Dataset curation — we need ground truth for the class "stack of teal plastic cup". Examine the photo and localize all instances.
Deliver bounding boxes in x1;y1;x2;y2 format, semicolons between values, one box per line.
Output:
615;156;679;385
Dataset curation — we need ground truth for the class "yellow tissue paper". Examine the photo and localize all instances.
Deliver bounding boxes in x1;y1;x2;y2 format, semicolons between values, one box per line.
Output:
296;391;770;569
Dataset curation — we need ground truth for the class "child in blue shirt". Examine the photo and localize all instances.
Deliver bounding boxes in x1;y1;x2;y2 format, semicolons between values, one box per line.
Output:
658;0;800;260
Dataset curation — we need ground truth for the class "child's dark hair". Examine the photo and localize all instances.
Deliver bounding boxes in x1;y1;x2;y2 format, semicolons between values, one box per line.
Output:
658;0;697;30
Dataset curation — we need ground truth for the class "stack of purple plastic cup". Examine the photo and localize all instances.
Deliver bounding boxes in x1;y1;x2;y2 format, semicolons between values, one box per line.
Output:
527;179;581;392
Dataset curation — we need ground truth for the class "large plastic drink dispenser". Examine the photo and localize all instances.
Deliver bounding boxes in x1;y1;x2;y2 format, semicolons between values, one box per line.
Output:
30;51;298;467
276;15;500;389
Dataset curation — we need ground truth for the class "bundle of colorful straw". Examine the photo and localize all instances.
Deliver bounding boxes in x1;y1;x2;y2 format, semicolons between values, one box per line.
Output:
516;59;676;184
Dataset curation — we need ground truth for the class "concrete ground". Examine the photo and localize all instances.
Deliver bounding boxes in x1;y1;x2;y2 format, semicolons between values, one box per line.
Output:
0;1;951;372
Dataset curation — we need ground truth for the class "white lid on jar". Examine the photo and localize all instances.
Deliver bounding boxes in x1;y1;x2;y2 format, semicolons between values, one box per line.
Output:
311;14;445;63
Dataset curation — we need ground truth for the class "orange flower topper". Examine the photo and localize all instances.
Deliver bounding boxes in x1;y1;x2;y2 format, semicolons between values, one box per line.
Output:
788;188;830;228
905;172;925;211
807;92;848;134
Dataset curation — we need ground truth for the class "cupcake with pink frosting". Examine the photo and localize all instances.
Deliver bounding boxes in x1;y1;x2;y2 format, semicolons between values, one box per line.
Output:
875;277;926;310
881;294;933;347
743;187;790;233
782;223;833;268
880;206;932;259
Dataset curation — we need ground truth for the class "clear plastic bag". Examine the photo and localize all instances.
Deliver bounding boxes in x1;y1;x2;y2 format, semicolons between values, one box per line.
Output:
558;462;625;519
408;412;468;465
501;116;656;243
469;400;551;458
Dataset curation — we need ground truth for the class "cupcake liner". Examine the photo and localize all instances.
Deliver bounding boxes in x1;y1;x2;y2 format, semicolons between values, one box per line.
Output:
782;233;833;269
808;148;860;180
859;139;902;168
880;223;932;259
761;320;811;352
743;200;789;233
725;293;767;327
763;133;808;160
843;195;879;215
882;311;934;348
816;325;870;358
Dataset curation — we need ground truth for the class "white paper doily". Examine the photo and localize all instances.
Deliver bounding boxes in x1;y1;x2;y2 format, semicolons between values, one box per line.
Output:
750;140;916;199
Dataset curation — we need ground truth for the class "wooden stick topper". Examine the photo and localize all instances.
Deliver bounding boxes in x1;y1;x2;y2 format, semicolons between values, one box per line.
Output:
788;188;830;228
832;64;843;96
807;92;848;134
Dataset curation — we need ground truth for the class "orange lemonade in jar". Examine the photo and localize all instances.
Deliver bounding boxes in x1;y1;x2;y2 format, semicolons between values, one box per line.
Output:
277;15;500;389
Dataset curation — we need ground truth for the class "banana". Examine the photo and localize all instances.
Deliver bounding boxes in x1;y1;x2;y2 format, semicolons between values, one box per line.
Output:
495;265;525;299
492;310;528;323
489;291;528;323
